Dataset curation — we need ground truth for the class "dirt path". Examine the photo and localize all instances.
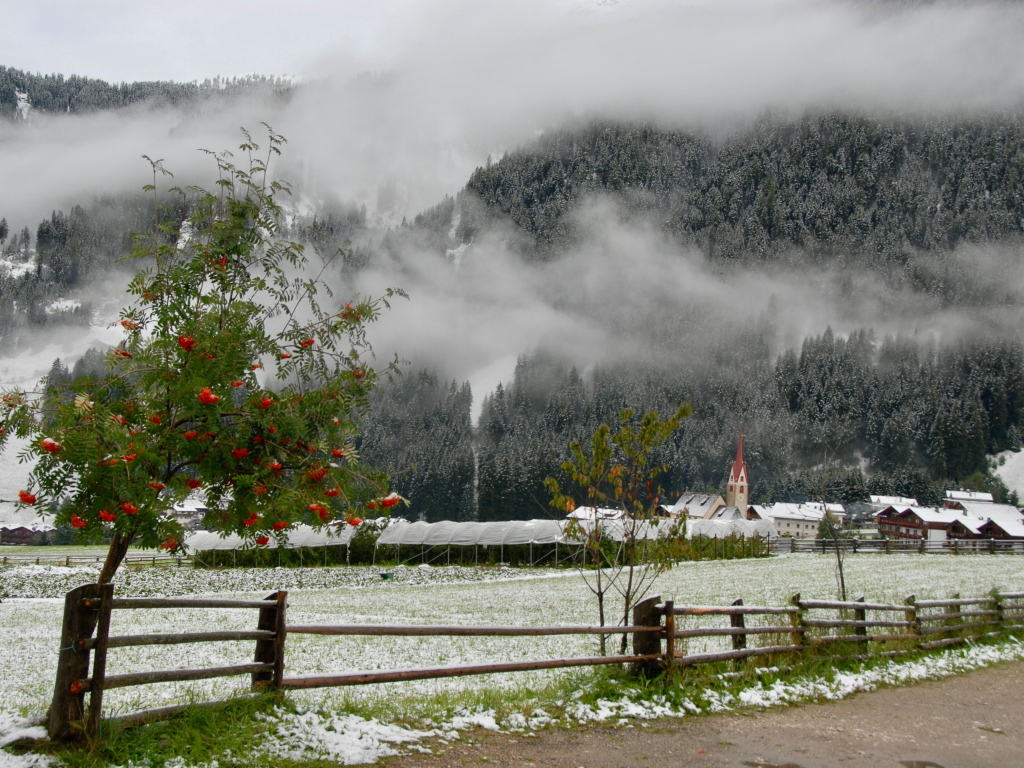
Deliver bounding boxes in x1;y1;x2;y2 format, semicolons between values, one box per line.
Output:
385;662;1024;768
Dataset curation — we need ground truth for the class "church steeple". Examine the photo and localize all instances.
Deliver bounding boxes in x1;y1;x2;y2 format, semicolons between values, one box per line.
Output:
726;425;749;511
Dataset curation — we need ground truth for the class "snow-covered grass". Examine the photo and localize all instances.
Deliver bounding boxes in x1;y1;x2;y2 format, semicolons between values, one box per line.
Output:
2;554;1024;766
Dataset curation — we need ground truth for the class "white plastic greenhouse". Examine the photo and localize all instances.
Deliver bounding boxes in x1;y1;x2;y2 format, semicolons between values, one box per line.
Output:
181;515;776;566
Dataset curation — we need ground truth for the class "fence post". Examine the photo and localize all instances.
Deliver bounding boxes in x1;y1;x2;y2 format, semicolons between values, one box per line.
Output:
631;595;662;676
253;590;287;692
789;593;806;651
731;598;747;650
904;594;920;647
86;582;114;735
989;538;996;555
885;538;891;554
947;592;962;638
47;583;102;740
854;596;867;638
992;590;1005;630
663;599;676;671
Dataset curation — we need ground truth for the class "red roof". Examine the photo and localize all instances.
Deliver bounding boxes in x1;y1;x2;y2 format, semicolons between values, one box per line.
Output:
730;426;747;482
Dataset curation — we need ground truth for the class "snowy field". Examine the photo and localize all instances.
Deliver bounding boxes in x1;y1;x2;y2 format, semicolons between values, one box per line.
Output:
2;554;1024;726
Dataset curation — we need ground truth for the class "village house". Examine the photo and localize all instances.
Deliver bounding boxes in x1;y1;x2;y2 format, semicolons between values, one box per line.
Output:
874;491;1024;541
746;502;846;538
663;492;724;520
0;504;56;545
868;495;918;513
874;506;961;540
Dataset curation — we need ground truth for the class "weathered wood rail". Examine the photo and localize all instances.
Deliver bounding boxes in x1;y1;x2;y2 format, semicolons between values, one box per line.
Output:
48;584;1024;740
48;585;286;740
1;552;185;567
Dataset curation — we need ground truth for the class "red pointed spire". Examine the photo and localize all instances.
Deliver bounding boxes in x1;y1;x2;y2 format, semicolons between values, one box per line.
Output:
730;424;747;483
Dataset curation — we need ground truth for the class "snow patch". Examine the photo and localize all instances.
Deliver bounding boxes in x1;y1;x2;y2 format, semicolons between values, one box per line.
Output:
44;299;82;315
993;449;1024;500
256;707;437;765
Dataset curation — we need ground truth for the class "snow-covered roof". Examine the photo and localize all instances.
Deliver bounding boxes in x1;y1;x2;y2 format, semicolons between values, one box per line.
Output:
667;492;722;518
688;518;777;539
982;518;1024;539
757;502;843;522
707;505;745;521
951;517;986;535
898;507;960;525
184;523;356;551
0;504;56;532
952;501;1023;523
946;490;995;503
870;495;919;507
567;506;623;521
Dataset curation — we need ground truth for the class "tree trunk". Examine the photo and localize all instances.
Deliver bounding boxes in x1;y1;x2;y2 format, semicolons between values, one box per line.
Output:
97;531;134;585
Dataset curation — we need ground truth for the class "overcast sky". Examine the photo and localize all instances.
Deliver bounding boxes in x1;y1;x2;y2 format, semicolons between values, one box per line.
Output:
4;0;410;82
5;0;1024;408
3;0;628;82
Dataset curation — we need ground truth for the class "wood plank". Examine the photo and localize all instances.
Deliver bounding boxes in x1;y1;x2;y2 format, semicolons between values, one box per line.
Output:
803;619;912;628
86;583;114;735
914;598;994;608
84;597;276;610
799;599;905;611
47;583;101;740
811;633;919;644
286;624;664;637
919;636;969;649
280;654;664;689
676;645;803;666
672;605;797;616
672;626;793;638
95;663;272;691
919;621;999;635
78;630;276;650
917;611;999;622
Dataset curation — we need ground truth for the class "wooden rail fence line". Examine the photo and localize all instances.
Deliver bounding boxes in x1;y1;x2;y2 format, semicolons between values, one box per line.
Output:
771;537;1024;555
1;553;185;567
47;584;1024;740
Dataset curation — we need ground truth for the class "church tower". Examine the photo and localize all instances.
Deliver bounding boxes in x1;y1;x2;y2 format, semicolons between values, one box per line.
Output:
726;426;749;511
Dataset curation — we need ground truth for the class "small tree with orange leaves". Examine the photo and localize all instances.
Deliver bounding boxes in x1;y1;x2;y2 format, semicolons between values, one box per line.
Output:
545;404;689;654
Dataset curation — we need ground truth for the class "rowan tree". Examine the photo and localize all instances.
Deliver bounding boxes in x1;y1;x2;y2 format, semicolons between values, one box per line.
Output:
0;127;404;583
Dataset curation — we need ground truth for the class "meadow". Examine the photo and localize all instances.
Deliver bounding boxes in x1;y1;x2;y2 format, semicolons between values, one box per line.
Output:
3;553;1023;725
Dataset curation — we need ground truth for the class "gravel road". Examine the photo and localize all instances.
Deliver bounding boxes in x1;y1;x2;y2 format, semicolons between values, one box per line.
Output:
385;661;1024;768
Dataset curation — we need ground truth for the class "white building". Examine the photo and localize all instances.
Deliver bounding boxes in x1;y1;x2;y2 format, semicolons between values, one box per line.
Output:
747;502;846;538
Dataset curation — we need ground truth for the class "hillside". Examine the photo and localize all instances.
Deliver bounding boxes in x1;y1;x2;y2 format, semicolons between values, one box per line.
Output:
0;65;293;121
5;110;1024;522
450;116;1024;268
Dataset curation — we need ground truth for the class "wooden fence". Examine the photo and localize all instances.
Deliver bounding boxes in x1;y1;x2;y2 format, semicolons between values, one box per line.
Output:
2;552;184;567
770;537;1024;555
48;584;1024;740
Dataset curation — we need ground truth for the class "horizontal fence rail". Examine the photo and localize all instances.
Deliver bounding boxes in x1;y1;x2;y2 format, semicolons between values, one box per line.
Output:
48;582;1024;742
1;553;186;566
287;624;663;637
281;654;665;690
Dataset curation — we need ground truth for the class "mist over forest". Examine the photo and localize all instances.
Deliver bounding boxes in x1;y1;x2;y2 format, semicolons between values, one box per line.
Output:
5;0;1024;521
